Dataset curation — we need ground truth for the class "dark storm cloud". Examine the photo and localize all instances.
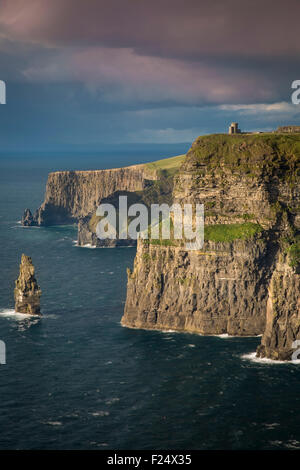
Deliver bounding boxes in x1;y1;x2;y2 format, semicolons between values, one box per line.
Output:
1;0;300;59
1;0;299;104
0;0;299;150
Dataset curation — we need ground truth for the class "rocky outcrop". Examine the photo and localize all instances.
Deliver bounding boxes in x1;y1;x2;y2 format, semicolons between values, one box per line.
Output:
78;215;136;248
122;134;300;358
256;255;300;360
22;209;36;226
277;126;300;133
77;175;175;247
14;255;41;315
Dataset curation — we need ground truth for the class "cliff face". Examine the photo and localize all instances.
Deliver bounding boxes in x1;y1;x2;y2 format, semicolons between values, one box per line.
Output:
23;164;151;226
14;254;41;315
173;134;299;229
122;134;300;359
77;174;175;247
122;237;273;335
21;160;178;247
256;255;300;360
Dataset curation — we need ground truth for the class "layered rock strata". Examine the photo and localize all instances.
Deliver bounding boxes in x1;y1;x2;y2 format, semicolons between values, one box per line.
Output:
22;164;153;227
14;254;41;315
122;134;300;359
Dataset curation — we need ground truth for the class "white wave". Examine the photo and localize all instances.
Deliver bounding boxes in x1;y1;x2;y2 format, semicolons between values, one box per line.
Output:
46;421;63;426
284;440;300;449
263;423;280;429
242;352;300;365
76;243;96;249
105;398;120;405
90;411;110;417
215;333;262;339
215;333;234;339
0;309;39;319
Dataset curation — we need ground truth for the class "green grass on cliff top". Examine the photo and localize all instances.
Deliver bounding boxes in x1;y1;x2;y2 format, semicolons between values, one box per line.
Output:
145;154;186;176
187;133;300;176
145;222;263;246
204;222;263;242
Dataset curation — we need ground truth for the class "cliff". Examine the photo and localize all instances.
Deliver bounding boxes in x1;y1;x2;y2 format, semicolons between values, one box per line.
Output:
122;133;300;359
22;155;185;246
256;253;300;360
14;254;41;315
22;165;148;226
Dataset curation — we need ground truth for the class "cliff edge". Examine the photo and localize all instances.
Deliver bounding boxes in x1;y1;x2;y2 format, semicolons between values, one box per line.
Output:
22;155;185;247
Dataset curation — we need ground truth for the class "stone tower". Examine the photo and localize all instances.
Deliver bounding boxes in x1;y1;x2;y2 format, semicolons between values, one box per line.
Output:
228;122;241;134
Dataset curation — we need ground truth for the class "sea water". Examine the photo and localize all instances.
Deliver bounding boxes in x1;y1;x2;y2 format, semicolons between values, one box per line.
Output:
0;154;299;450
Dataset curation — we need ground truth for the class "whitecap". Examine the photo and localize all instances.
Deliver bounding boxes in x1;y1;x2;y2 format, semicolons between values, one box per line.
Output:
77;243;96;249
241;352;300;365
90;411;110;417
105;398;120;405
46;421;63;426
263;423;280;429
284;440;300;449
0;309;39;319
215;333;234;339
214;333;262;339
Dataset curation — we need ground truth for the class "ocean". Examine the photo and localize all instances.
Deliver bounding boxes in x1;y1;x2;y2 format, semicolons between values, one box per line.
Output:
0;153;299;450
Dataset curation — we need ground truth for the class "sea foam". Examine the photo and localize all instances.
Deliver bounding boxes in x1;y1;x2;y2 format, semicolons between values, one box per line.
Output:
242;352;300;365
0;309;37;319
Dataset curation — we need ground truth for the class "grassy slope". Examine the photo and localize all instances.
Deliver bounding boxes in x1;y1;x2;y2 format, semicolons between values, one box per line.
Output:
145;154;186;177
204;223;263;242
186;133;300;179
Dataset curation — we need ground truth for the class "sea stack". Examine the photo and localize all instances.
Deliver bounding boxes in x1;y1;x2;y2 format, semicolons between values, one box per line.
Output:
22;208;36;227
14;254;41;315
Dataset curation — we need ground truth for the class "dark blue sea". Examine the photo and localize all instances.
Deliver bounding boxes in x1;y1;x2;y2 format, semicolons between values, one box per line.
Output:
0;152;299;450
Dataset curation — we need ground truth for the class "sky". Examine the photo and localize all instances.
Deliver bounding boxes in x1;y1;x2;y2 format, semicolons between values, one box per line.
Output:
0;0;300;152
